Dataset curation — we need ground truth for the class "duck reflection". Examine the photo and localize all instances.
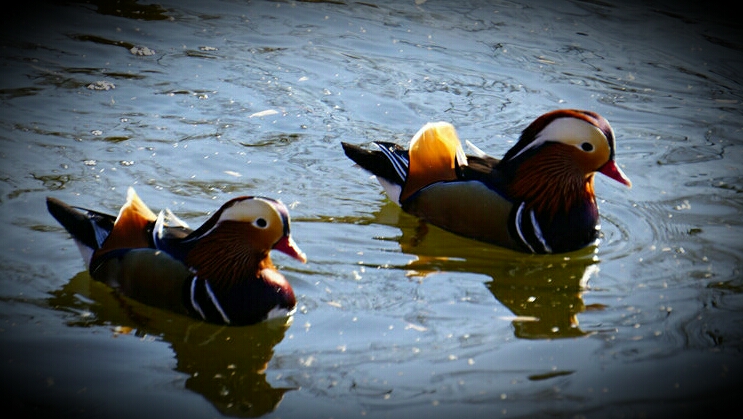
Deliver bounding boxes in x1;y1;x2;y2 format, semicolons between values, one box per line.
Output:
372;201;603;339
46;271;292;417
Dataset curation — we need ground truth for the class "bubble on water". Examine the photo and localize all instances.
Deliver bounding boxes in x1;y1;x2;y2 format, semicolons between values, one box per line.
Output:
87;80;115;90
130;45;155;56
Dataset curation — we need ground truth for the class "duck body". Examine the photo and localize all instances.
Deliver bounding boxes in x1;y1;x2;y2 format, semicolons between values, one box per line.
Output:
47;187;306;325
342;109;631;253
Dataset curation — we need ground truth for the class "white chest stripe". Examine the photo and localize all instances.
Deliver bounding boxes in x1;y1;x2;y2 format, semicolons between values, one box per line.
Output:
513;202;553;254
514;203;536;253
189;277;232;324
203;280;231;324
190;277;206;320
529;209;552;253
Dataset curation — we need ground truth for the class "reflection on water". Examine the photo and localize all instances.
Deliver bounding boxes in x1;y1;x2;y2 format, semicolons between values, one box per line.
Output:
47;272;291;417
371;201;600;339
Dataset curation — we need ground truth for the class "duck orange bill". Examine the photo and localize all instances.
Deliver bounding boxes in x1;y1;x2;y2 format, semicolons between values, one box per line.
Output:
599;160;632;188
274;235;308;263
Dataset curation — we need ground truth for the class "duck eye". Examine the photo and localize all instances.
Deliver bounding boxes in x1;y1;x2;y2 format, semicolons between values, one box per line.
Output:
254;218;268;228
581;142;594;152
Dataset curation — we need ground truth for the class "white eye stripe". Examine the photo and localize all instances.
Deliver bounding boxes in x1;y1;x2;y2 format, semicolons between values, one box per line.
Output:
221;199;276;222
537;118;606;145
213;198;284;230
511;118;606;160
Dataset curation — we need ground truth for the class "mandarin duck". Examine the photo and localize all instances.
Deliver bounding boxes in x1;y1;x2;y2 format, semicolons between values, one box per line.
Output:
47;187;307;325
342;109;631;253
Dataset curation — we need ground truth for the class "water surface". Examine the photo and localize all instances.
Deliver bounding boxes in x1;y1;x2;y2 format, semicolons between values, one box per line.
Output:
1;0;742;418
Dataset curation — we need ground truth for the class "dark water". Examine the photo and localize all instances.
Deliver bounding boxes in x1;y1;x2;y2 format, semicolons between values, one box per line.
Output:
1;0;742;418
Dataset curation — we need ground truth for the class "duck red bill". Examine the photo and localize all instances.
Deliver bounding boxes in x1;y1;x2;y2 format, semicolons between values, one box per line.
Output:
599;160;632;188
274;235;308;263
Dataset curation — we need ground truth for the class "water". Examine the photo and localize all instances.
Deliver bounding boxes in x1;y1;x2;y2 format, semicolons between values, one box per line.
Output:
1;0;742;417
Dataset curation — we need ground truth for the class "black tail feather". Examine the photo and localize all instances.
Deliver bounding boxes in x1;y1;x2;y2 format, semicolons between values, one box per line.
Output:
46;197;115;250
341;142;407;186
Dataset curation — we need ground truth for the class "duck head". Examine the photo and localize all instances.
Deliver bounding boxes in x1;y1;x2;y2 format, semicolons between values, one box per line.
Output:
501;109;631;216
175;196;306;287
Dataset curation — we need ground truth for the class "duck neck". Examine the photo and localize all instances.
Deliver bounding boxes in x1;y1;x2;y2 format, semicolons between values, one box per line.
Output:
185;233;271;288
506;153;597;222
